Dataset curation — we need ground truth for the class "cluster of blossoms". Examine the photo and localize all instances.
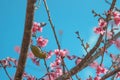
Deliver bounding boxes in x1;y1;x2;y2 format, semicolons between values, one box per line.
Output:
35;48;82;80
111;11;120;26
32;22;43;33
87;61;108;80
0;57;17;67
32;22;48;48
94;11;120;35
93;11;120;50
94;18;107;35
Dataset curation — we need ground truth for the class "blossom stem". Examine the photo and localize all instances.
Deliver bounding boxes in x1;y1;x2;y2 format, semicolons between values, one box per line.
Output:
0;61;12;80
43;59;51;80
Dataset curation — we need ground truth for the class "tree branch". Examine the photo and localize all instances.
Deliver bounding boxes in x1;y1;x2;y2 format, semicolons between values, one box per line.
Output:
14;0;36;80
101;67;120;80
56;0;117;79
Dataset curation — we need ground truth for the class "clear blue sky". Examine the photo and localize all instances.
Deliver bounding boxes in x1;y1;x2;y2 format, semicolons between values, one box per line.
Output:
0;0;120;80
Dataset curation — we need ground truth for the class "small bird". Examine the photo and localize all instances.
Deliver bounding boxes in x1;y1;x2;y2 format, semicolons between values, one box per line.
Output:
30;45;46;59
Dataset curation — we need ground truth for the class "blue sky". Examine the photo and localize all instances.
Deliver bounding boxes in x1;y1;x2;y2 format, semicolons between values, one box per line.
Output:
0;0;120;80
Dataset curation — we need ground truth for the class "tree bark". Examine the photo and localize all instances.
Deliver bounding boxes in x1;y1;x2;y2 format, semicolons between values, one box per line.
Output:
14;0;36;80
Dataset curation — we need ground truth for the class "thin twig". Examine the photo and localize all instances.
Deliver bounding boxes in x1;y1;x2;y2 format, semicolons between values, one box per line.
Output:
42;0;69;76
92;10;105;19
75;31;89;54
0;61;12;80
75;74;81;80
43;0;60;50
43;59;51;80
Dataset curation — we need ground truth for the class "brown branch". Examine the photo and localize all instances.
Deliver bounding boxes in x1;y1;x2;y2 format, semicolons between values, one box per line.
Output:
14;0;36;80
56;0;117;79
101;67;120;80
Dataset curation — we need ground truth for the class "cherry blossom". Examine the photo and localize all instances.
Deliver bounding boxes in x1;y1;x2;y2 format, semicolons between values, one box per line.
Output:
14;46;20;54
54;49;69;57
87;77;92;80
115;38;120;49
31;58;40;66
114;17;120;26
50;57;61;69
93;27;105;35
112;11;120;26
98;19;107;28
0;59;11;67
75;58;82;65
6;57;18;66
37;36;48;47
28;51;35;59
116;72;120;78
112;11;120;18
32;22;43;33
94;76;101;80
96;65;107;75
89;61;99;68
107;31;113;39
22;72;36;80
0;57;18;67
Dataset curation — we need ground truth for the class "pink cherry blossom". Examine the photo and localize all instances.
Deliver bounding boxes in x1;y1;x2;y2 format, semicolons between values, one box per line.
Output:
96;65;107;75
115;38;120;49
55;67;63;77
87;77;92;80
107;31;113;39
94;76;101;80
32;22;43;33
14;46;20;54
89;61;99;68
98;19;107;28
75;58;82;65
93;27;105;35
0;59;11;67
54;49;68;57
28;51;35;59
31;58;40;66
116;72;120;78
50;57;61;69
112;11;120;18
6;57;18;66
23;72;36;80
37;36;48;47
114;17;120;26
46;51;54;59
